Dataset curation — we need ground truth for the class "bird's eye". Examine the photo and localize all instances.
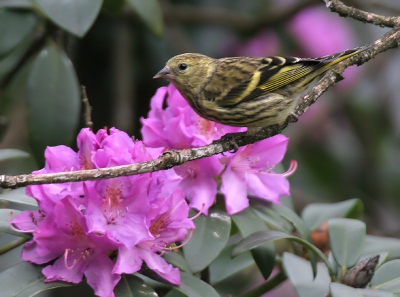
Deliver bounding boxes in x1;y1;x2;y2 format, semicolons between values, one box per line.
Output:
179;63;187;71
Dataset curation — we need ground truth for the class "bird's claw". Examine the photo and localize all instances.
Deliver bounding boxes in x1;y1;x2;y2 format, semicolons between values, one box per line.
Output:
290;112;299;122
214;132;246;153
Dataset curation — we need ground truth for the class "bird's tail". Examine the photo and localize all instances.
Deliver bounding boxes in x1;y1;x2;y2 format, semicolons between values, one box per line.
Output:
321;42;374;68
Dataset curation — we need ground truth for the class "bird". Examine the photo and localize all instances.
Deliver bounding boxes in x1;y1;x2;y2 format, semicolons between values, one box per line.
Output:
153;44;371;135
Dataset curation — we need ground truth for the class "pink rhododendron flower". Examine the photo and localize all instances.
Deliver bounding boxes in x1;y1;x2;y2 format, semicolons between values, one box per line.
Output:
13;127;193;297
220;135;293;214
85;176;152;249
23;196;121;297
114;189;194;285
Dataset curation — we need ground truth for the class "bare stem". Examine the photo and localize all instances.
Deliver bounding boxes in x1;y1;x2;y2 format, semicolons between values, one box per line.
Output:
81;86;93;129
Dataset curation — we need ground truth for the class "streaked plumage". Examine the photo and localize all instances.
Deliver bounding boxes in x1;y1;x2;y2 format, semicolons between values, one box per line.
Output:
154;45;370;135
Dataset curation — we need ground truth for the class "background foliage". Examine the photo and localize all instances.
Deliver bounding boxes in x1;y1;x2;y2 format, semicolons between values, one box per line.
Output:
1;0;400;296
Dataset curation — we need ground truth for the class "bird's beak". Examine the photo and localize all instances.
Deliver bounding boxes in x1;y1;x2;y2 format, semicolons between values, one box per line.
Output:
153;67;173;80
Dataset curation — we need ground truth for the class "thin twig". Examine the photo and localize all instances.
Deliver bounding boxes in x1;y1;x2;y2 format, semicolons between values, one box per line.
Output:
323;0;400;28
0;3;399;189
81;86;93;129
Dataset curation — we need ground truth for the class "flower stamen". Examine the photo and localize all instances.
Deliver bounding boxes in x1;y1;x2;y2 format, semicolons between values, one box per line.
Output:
160;228;194;255
282;160;298;177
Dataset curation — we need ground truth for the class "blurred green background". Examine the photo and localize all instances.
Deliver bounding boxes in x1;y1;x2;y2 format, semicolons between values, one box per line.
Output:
1;0;400;239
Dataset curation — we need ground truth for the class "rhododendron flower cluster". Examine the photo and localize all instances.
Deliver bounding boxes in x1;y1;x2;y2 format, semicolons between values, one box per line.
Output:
12;128;194;297
141;83;295;215
13;84;295;297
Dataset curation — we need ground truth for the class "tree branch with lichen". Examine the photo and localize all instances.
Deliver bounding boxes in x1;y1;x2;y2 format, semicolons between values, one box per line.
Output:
323;0;400;28
0;1;399;189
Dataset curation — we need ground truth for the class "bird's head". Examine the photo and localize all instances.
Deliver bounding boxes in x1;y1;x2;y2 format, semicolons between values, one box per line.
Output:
154;53;215;95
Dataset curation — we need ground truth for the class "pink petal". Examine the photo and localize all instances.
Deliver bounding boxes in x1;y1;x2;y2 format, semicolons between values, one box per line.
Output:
139;247;181;285
85;254;120;297
183;177;217;215
248;173;290;203
140;118;166;148
43;256;84;283
22;241;55;264
113;245;143;274
221;167;249;214
44;146;80;172
248;135;289;168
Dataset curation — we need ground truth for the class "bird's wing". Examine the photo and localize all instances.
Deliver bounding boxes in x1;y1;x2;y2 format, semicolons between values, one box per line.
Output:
204;46;362;107
214;56;322;106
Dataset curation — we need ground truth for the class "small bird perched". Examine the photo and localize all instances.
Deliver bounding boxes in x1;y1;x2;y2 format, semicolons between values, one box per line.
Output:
154;45;371;135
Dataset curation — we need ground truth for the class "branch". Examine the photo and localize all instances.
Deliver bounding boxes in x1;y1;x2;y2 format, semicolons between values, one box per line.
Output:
323;0;400;28
1;10;399;189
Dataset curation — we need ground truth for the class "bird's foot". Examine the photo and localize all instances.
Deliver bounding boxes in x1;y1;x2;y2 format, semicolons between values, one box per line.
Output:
289;112;299;122
214;132;247;153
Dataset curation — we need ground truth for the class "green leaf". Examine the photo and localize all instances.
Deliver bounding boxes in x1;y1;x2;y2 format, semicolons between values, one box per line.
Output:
0;209;32;238
361;290;393;297
164;290;187;297
233;207;275;279
252;207;289;232
0;188;38;208
363;290;393;297
114;274;158;297
34;0;102;37
0;149;30;162
209;235;257;286
172;272;220;297
0;262;70;297
0;152;36;176
183;209;231;273
101;0;125;16
273;204;312;241
371;260;400;292
163;252;192;273
0;32;34;82
27;42;80;165
127;0;163;37
302;199;363;230
0;9;38;57
330;283;362;297
0;0;34;9
0;150;36;177
273;203;317;277
329;218;366;269
331;283;393;297
282;253;330;297
232;230;335;277
364;236;400;261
